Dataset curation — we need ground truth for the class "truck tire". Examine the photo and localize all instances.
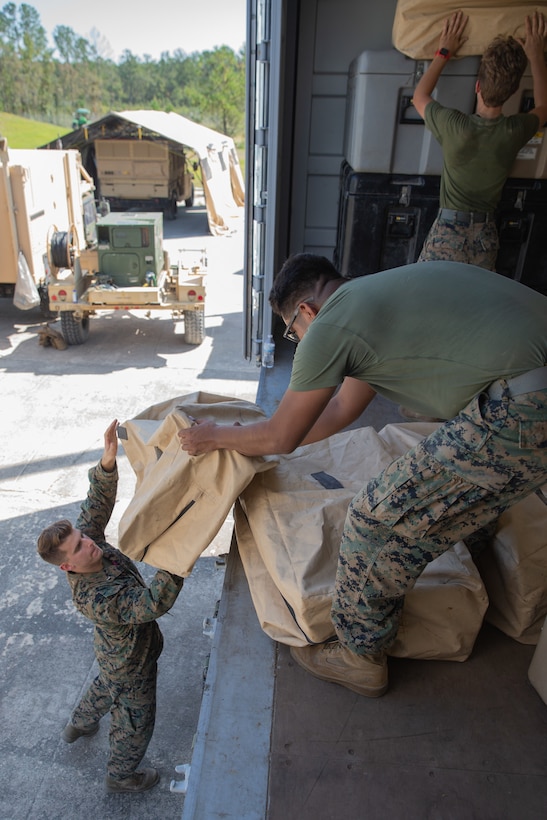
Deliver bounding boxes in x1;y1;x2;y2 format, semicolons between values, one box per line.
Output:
60;311;90;345
185;184;195;208
183;309;205;345
166;192;178;220
39;285;56;319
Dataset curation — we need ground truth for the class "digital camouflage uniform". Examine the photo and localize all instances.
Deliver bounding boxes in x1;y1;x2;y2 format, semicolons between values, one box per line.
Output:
418;213;499;270
333;384;547;653
67;462;184;781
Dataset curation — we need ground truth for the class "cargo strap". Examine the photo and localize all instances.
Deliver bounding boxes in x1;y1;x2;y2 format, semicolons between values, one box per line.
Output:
487;366;547;400
438;208;491;225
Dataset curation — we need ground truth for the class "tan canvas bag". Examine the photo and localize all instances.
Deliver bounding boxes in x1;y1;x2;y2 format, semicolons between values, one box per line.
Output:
235;423;489;661
118;392;277;576
392;1;539;60
476;490;547;644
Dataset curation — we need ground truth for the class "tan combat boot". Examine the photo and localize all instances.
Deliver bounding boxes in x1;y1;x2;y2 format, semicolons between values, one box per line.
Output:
290;640;388;697
105;768;160;794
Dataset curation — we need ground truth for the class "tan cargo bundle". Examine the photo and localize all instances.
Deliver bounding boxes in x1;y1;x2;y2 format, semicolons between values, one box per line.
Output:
392;1;539;59
235;423;489;662
117;392;277;576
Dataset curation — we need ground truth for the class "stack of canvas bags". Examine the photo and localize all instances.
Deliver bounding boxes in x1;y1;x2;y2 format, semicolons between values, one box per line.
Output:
118;392;277;576
235;422;489;661
392;1;537;59
475;489;547;644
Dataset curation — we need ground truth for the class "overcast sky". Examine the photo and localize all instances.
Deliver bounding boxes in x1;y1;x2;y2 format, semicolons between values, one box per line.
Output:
28;0;247;61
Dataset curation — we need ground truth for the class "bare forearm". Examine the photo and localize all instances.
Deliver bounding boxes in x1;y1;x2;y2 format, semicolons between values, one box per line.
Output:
530;51;547;110
199;418;298;456
301;382;376;445
413;10;469;119
178;387;337;457
413;58;448;117
520;12;547;119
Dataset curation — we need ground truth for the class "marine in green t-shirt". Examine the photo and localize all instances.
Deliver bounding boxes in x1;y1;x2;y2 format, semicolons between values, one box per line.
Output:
289;260;547;420
412;10;547;270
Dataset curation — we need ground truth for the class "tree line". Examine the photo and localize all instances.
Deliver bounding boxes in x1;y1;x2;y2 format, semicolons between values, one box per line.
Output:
0;2;246;137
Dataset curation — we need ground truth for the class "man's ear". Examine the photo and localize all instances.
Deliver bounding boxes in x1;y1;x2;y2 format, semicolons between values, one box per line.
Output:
300;300;319;320
59;562;71;572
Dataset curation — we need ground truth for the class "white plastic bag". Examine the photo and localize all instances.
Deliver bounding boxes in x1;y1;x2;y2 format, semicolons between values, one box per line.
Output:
13;252;40;310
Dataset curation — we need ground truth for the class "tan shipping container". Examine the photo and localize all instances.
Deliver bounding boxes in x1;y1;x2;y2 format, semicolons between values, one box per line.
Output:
0;143;90;287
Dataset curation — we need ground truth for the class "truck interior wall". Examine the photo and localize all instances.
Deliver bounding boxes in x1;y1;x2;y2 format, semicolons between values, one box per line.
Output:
247;0;398;358
279;0;547;300
287;0;399;261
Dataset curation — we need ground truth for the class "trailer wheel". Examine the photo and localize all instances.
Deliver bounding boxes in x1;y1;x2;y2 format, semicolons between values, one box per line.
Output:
185;184;195;208
61;311;90;345
183;310;205;345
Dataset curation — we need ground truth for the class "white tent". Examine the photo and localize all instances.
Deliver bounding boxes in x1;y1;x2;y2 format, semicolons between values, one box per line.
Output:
43;109;245;236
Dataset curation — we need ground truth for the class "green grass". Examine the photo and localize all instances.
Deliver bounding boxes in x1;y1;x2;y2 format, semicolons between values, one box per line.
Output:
0;112;70;148
0;111;247;178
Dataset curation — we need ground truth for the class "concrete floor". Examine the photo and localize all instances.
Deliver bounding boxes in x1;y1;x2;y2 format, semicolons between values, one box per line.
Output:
0;197;258;819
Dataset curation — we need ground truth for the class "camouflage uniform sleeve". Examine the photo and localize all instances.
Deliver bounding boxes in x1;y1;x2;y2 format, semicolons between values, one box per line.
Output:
90;570;184;625
75;462;118;543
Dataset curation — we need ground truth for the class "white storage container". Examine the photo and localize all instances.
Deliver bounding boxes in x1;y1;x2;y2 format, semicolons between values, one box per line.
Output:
343;49;480;175
503;69;547;180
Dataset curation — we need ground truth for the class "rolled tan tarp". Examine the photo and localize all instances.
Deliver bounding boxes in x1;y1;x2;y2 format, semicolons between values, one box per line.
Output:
392;0;545;59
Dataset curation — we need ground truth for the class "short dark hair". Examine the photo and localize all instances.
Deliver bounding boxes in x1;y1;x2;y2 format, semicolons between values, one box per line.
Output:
478;35;527;107
269;253;343;316
37;519;73;565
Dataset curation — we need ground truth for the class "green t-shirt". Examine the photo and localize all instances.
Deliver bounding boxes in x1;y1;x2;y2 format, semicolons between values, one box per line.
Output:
289;261;547;420
424;100;539;212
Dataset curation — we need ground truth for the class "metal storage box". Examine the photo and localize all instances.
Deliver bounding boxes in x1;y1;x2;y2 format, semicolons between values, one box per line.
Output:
334;165;441;276
343;49;480;175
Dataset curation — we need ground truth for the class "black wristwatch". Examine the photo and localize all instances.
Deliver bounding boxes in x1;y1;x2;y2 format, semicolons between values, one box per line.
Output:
435;48;450;60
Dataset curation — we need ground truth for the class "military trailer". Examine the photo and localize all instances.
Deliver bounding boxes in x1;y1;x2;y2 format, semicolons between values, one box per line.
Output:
47;210;206;346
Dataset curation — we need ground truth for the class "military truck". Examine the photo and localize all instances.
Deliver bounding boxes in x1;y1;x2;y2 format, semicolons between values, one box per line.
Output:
94;138;195;220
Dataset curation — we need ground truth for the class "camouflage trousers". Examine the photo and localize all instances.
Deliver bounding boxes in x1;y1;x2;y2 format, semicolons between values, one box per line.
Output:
418;212;498;270
332;382;547;654
71;664;157;780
